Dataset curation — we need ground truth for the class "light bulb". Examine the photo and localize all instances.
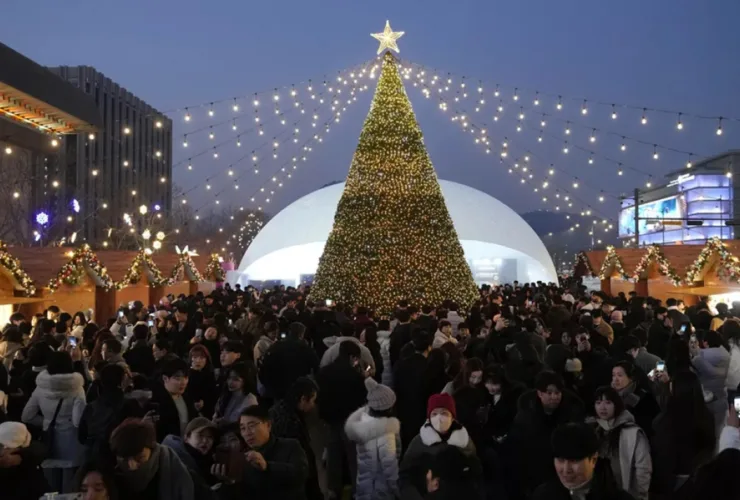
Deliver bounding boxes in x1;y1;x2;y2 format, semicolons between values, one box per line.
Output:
621;143;627;151
88;133;95;140
717;126;723;136
184;113;191;122
677;121;683;130
611;111;617;120
155;121;162;128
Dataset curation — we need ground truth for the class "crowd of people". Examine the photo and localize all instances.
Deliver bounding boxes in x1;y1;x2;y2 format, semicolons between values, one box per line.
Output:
1;280;740;499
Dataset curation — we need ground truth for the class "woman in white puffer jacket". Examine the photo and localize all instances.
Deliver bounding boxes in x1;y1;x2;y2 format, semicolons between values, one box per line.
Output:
345;377;400;500
723;319;740;402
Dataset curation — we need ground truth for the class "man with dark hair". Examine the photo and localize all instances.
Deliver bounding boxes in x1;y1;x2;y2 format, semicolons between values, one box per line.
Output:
389;309;413;367
624;333;661;376
317;341;367;500
533;423;634;500
505;371;586;497
2;312;25;335
213;405;308;500
259;322;319;400
666;298;690;334
150;357;197;441
648;307;672;359
109;418;194;498
172;302;195;357
591;309;614;345
394;328;432;453
269;377;322;500
425;445;484;500
101;338;124;364
414;305;438;334
517;318;547;362
319;322;375;371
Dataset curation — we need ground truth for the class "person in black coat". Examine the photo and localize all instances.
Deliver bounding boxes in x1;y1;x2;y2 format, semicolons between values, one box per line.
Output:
124;324;156;377
482;365;525;442
533;423;635;500
389;311;414;367
259;322;319;400
186;344;218;418
414;305;438;335
648;308;673;360
504;371;586;498
393;329;432;452
0;423;50;500
316;341;368;499
151;357;199;442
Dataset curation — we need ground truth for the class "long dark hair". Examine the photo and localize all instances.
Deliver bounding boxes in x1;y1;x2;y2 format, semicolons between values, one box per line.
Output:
593;386;626;453
660;371;715;445
452;357;484;392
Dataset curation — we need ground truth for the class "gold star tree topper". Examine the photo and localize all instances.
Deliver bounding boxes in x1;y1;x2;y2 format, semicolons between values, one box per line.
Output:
371;20;405;55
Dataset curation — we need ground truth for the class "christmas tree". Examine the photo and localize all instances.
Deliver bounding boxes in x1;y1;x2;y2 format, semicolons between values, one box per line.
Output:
311;50;478;312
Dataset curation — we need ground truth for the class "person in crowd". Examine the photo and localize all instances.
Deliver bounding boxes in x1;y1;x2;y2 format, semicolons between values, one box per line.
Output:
359;323;384;383
316;340;367;499
0;421;50;500
78;364;142;465
651;370;716;500
71;311;88;339
442;357;483;395
2;312;25;335
691;329;731;432
150;357;197;441
414;305;437;335
611;310;627;340
516;318;547;362
399;393;480;500
592;309;615;345
623;334;661;377
722;318;740;402
344;377;401;500
590;386;652;499
101;338;127;369
394;329;432;452
186;344;218;418
532;422;636;500
376;319;393;387
123;324;155;377
320;322;376;371
648;308;673;360
253;320;278;366
197;326;222;370
172;304;196;358
109;418;194;498
446;303;464;335
432;320;457;349
269;376;322;500
389;310;414;367
21;350;86;492
505;370;586;497
611;360;661;437
218;341;244;380
212;405;308;500
258;321;319;400
74;464;118;500
424;445;484;500
214;362;258;426
162;416;218;499
481;365;525;443
0;327;23;372
666;298;690;333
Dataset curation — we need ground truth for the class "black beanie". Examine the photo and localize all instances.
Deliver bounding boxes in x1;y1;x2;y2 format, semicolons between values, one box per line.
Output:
551;423;599;460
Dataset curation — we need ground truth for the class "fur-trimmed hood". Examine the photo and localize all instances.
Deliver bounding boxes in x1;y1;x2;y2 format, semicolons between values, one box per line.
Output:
418;420;470;449
345;407;400;444
35;371;84;397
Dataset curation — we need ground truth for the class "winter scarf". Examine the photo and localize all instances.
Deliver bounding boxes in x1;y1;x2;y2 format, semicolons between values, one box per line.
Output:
617;382;640;408
120;443;162;492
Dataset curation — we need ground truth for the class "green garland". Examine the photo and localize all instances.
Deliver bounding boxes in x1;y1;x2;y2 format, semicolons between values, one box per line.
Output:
205;253;226;282
599;245;631;281
632;245;683;286
685;237;740;284
0;241;36;296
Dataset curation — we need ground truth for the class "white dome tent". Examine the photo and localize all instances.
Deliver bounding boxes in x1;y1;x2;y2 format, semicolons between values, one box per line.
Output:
230;180;558;287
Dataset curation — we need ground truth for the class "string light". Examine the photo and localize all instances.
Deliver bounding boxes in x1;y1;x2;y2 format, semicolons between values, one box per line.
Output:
717;117;724;136
676;113;683;130
611;105;617;120
641;109;647;125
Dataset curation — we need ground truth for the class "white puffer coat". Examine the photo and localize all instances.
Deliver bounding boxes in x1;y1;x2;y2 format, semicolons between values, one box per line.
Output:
344;407;401;500
377;330;393;388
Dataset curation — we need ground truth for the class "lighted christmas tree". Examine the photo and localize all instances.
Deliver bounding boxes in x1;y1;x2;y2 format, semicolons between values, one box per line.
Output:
311;26;478;312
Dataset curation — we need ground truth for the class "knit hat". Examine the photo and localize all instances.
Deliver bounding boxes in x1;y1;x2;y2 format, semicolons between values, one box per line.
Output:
365;377;396;411
0;421;31;449
427;393;456;419
184;417;217;437
551;423;599;460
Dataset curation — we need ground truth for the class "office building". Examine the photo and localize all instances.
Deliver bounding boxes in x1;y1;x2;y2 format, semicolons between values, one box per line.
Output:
49;66;172;244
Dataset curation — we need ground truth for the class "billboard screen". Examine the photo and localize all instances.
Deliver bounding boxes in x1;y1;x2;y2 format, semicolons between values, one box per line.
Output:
619;195;685;237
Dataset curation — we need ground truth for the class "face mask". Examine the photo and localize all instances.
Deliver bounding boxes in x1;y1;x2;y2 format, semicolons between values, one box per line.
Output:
430;414;452;434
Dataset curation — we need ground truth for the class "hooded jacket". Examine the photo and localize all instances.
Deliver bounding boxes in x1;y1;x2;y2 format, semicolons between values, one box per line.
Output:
692;346;730;431
399;420;479;500
344;407;401;500
589;410;652;499
21;371;86;466
319;336;376;371
432;330;457;349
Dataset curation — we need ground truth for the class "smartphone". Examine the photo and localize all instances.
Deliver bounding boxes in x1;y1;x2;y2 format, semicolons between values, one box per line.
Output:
147;320;154;327
679;324;687;334
118;311;124;318
734;396;740;417
229;319;233;326
67;336;77;347
280;332;287;339
213;447;246;482
365;365;372;373
325;299;333;307
656;361;666;372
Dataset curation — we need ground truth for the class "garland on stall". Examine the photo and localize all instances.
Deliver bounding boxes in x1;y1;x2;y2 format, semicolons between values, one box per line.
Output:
49;244;114;293
685;237;740;284
0;242;36;296
633;245;683;286
205;253;226;282
599;245;631;281
176;252;204;283
573;252;595;277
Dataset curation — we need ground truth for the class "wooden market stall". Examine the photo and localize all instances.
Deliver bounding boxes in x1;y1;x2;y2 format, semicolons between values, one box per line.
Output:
575;238;740;304
0;243;226;324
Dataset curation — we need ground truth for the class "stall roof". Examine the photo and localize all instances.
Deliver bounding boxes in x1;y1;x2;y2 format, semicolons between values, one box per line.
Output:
0;43;103;134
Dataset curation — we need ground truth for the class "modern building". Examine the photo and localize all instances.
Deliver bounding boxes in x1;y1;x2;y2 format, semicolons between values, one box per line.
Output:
0;42;102;245
48;65;172;244
231;179;558;287
619;150;740;246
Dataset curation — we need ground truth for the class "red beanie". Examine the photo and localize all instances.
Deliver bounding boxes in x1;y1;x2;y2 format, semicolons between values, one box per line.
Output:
427;393;456;419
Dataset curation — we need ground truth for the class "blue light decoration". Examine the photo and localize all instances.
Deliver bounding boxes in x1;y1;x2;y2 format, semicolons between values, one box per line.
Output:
35;211;49;226
71;199;81;213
